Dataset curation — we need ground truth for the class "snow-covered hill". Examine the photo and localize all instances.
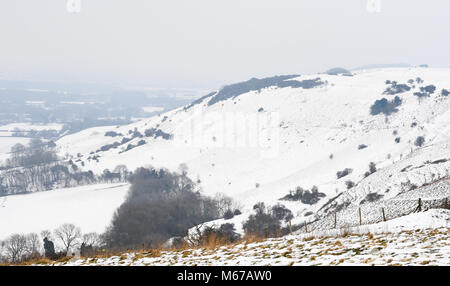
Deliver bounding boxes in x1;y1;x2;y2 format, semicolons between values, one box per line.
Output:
54;68;450;227
48;210;450;266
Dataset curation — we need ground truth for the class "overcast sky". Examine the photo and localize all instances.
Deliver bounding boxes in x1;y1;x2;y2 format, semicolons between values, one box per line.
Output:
0;0;449;89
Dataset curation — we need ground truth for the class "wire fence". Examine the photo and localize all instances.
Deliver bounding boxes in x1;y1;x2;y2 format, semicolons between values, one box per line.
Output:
301;196;450;233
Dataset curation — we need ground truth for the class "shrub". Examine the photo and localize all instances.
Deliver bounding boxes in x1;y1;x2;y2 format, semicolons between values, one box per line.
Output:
337;168;353;179
370;96;402;116
358;144;368;150
271;203;294;222
383;82;411;95
414;85;436;99
242;204;281;238
280;186;326;205
415;136;425;147
194;224;240;246
364;162;377;177
144;128;173;140
345;180;355;189
360;192;384;204
223;209;235;220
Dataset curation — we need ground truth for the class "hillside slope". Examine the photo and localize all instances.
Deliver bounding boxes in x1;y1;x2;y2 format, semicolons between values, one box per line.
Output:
47;210;450;266
55;67;450;231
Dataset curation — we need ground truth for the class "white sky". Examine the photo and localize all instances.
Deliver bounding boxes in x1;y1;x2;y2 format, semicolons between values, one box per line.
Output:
0;0;449;89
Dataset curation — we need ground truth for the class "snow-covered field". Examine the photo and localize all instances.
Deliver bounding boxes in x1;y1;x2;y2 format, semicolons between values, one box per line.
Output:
0;183;129;240
51;210;450;266
0;122;63;134
3;67;450;246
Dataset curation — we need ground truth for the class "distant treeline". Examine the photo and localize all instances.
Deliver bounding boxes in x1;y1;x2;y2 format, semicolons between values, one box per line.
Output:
0;139;129;195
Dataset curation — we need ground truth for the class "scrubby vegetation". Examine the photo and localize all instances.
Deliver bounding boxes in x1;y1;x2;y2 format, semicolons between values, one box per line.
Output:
370;96;402;116
280;186;325;205
360;192;384;204
364;162;377;178
102;167;223;250
242;203;282;238
383;81;411;95
345;180;355;189
336;168;353;179
206;75;326;106
144;128;173;140
415;136;425;147
358;144;368;150
414;85;436;99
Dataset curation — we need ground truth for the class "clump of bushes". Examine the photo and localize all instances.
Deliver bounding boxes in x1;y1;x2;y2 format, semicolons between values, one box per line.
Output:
336;168;353;179
190;223;241;246
242;203;282;238
370;96;402;116
364;162;377;178
383;81;411;95
414;85;436;99
271;203;294;222
103;167;223;249
360;192;384;204
144;128;173;140
280;186;325;205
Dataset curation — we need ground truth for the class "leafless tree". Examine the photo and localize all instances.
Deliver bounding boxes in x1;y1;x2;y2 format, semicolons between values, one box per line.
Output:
40;229;52;241
54;223;81;255
82;232;101;247
214;193;242;217
3;234;27;263
25;233;41;257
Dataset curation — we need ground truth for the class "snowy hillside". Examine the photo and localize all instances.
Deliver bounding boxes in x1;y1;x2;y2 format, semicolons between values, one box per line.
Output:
48;210;450;266
54;68;450;230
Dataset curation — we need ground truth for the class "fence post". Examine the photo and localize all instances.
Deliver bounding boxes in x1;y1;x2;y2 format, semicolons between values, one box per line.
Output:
334;212;337;229
289;220;293;235
418;198;422;212
445;198;448;209
359;207;362;225
382;208;386;222
305;221;308;233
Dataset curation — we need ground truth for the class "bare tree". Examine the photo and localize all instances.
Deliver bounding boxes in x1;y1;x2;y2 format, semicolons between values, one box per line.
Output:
82;232;101;247
54;223;81;255
113;164;129;181
40;229;52;241
214;193;242;217
25;233;41;258
3;234;27;263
